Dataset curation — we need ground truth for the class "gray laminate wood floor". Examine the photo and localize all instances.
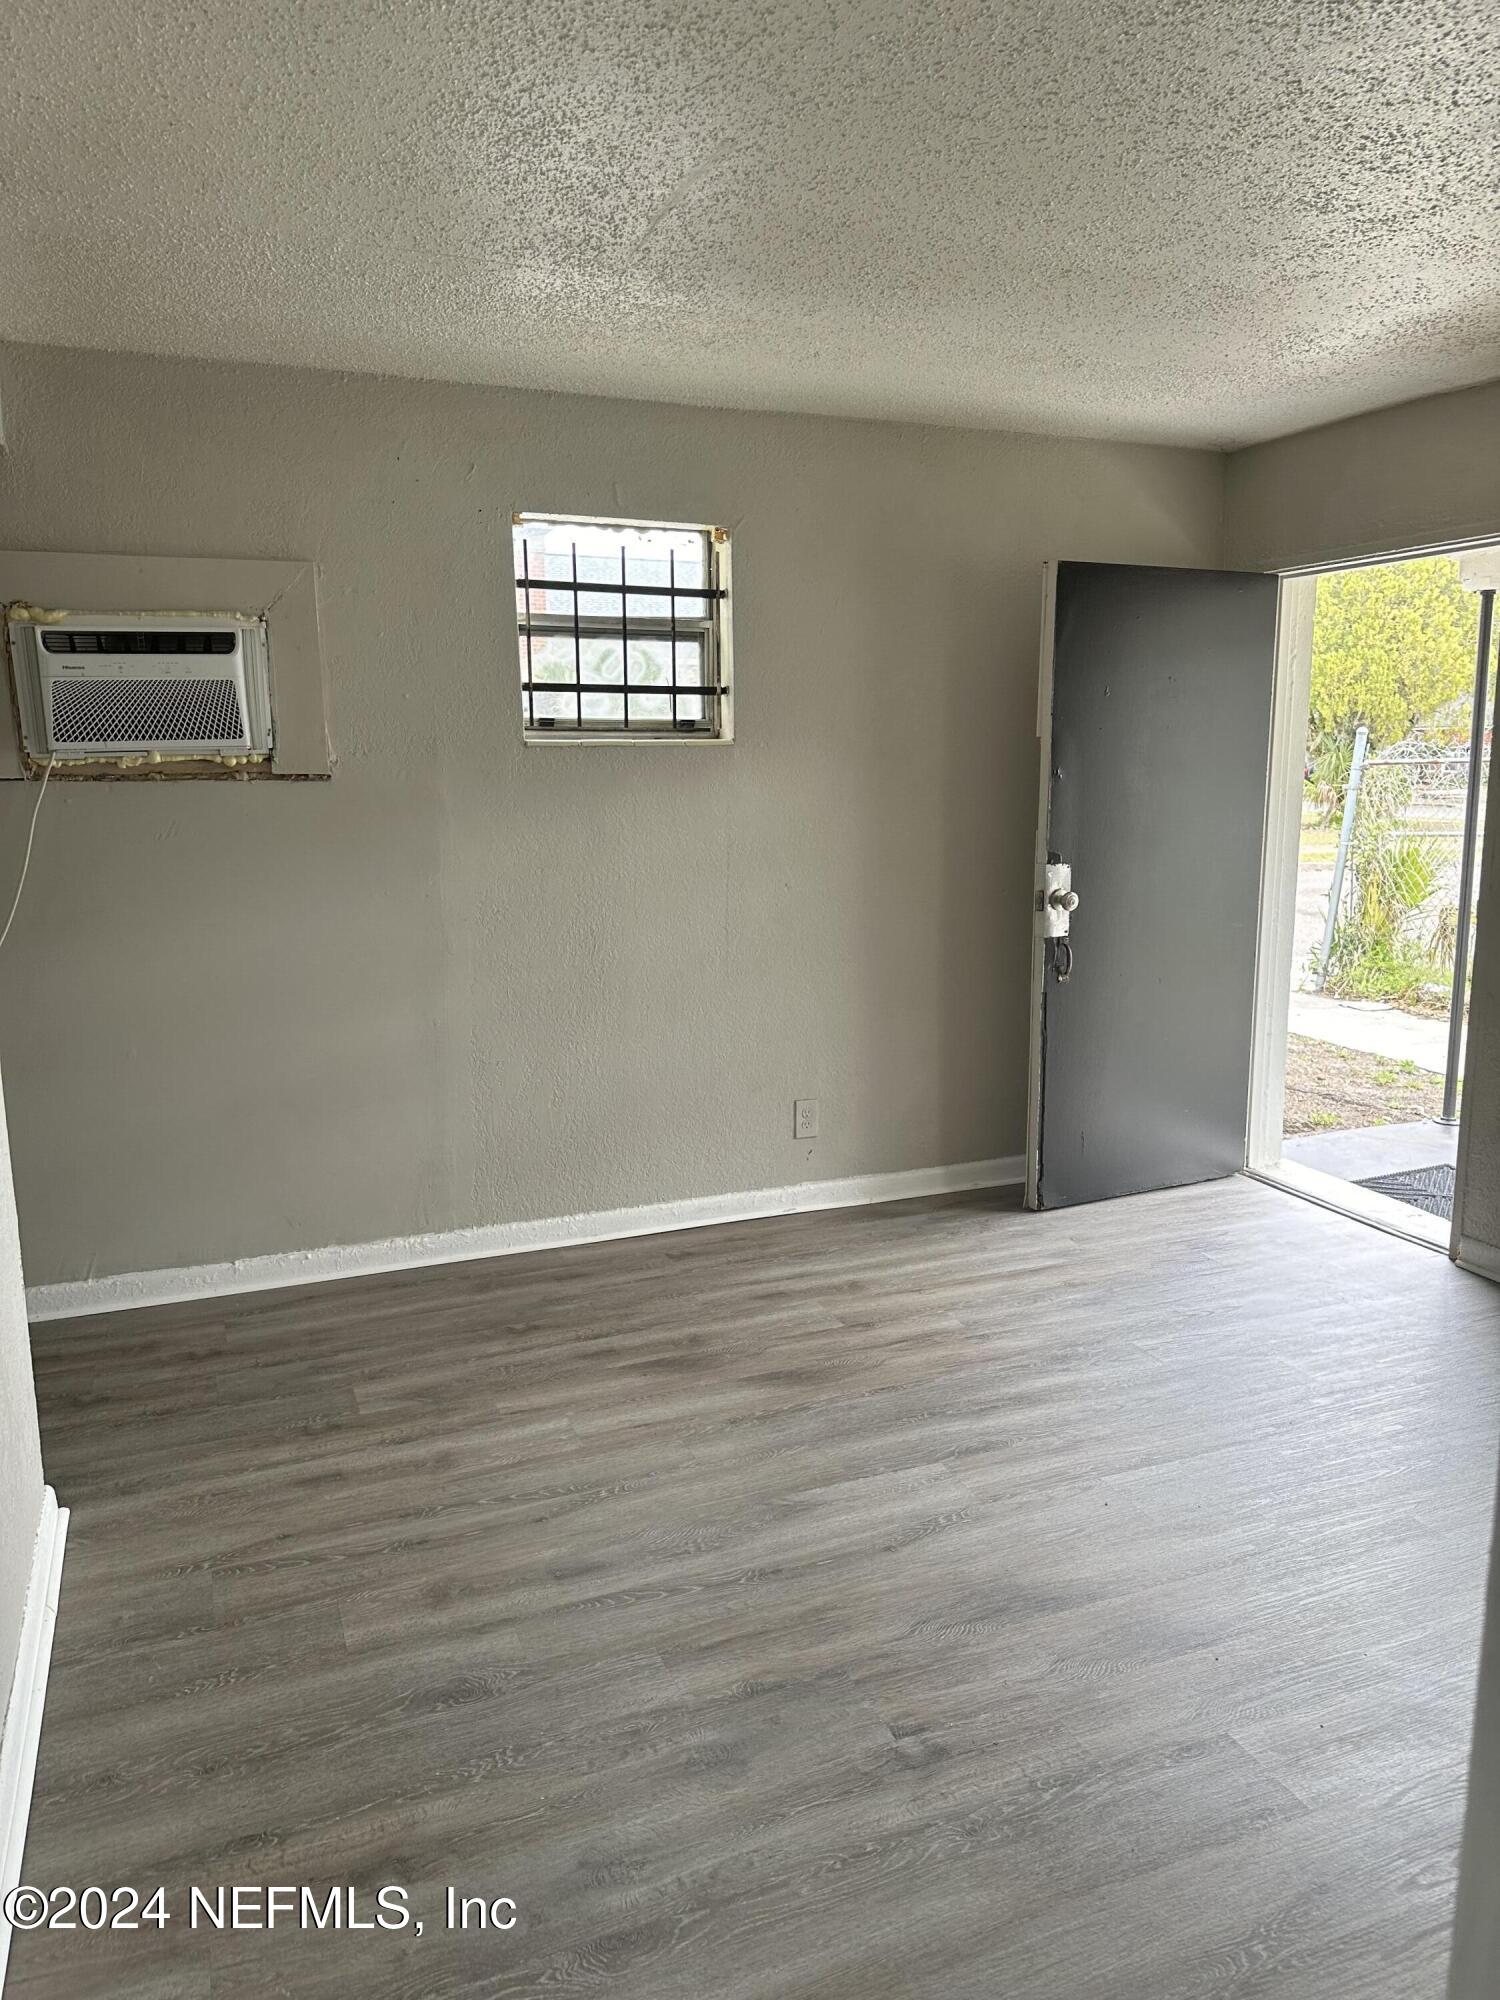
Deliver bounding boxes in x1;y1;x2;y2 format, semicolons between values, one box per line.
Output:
13;1177;1500;1999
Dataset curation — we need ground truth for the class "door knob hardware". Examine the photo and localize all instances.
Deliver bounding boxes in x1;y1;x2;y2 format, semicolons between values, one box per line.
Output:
1037;861;1077;939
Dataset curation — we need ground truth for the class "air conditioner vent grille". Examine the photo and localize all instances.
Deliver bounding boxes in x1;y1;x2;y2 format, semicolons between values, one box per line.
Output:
40;630;238;655
48;677;246;747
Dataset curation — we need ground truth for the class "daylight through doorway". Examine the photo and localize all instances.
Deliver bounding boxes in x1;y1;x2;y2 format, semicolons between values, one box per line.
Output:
1279;549;1497;1232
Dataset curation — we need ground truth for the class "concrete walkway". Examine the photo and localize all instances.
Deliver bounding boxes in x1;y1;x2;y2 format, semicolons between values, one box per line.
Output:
1283;1118;1458;1180
1288;991;1462;1077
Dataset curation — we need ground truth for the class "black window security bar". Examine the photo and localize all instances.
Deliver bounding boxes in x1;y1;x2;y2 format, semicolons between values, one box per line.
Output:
514;522;729;737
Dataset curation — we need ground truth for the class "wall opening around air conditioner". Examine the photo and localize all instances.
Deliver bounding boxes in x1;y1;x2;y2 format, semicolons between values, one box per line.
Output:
0;553;333;782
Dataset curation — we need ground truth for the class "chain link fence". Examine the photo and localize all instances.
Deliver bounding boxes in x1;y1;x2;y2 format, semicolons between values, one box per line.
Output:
1312;736;1485;1003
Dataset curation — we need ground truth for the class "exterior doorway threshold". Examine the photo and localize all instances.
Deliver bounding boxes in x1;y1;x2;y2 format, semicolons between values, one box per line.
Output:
1248;1159;1451;1254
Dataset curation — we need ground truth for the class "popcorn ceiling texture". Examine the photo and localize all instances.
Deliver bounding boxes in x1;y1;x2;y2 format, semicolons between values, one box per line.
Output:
3;0;1499;445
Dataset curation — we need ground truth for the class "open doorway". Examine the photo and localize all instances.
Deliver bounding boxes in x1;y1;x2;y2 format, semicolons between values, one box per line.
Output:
1253;548;1498;1247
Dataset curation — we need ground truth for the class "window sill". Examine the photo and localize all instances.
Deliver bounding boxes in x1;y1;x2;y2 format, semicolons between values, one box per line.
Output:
521;731;733;747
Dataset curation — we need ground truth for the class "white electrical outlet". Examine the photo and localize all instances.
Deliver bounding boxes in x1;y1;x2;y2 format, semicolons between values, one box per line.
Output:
794;1098;819;1139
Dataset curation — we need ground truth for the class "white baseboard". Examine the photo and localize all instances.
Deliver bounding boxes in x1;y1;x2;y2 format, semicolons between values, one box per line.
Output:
25;1155;1025;1322
1456;1236;1500;1283
0;1488;68;1995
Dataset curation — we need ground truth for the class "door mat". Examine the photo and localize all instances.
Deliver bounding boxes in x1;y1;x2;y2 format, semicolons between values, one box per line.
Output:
1356;1163;1456;1220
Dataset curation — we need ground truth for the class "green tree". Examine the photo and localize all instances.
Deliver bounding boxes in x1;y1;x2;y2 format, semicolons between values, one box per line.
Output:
1309;556;1477;763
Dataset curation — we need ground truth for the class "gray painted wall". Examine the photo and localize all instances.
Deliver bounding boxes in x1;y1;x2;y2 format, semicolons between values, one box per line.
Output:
0;341;1224;1284
1224;379;1500;575
0;1061;44;1722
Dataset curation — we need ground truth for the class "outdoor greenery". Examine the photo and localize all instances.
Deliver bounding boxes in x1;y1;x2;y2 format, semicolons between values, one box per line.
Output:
1321;782;1449;1003
1307;557;1476;796
1308;557;1476;1004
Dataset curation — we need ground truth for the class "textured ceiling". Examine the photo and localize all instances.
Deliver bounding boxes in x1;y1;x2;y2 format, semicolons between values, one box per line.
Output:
4;1;1500;446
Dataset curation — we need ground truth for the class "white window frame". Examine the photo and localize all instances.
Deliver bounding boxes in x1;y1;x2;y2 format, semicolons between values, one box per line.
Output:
513;513;733;744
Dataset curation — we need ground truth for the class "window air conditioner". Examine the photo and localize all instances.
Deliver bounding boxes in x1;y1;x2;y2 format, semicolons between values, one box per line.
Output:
5;613;274;762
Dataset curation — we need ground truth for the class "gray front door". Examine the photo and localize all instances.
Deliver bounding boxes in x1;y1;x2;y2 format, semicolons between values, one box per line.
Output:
1028;561;1280;1210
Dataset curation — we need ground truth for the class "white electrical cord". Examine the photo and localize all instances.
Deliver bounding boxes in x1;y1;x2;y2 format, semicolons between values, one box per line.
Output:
0;758;56;955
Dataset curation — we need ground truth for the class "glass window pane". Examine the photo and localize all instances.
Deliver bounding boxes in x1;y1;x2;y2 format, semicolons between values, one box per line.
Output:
629;694;708;727
628;639;670;689
580;690;624;725
580;639;623;685
529;636;577;684
625;639;705;694
627;585;708;620
514;518;709;623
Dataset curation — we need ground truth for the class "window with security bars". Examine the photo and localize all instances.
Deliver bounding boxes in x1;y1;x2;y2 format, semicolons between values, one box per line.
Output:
513;514;731;739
